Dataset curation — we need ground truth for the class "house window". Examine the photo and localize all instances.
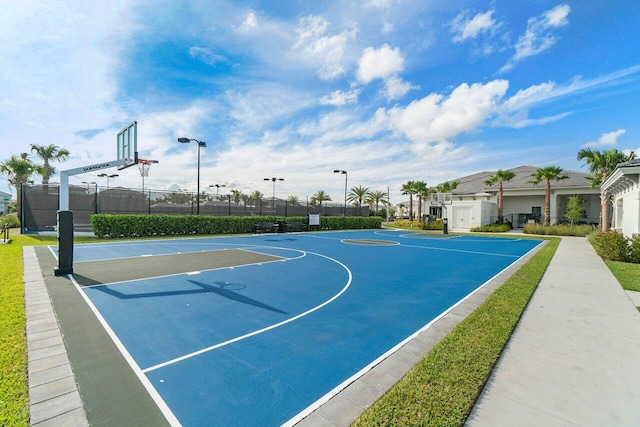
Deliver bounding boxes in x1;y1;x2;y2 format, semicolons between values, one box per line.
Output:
532;206;541;221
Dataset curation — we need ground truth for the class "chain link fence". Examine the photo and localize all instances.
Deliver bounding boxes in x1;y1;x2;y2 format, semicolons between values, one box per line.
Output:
20;184;370;232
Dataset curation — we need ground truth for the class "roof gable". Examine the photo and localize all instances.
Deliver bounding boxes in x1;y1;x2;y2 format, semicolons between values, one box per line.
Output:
449;165;593;195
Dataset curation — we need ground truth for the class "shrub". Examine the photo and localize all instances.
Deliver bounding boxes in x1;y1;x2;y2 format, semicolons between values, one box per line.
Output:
0;213;20;228
420;219;444;230
392;219;422;229
471;223;511;233
90;214;382;238
628;234;640;264
589;230;630;262
524;223;595;237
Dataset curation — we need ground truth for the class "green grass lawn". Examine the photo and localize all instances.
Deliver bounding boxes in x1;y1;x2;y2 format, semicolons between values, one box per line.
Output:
606;260;640;292
0;234;56;426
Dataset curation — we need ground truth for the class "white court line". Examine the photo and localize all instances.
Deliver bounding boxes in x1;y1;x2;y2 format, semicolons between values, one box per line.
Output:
66;274;182;427
398;242;521;258
142;250;352;373
79;247;307;288
283;239;546;426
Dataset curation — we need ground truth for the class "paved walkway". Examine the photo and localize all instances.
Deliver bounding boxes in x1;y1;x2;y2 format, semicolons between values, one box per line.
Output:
466;236;640;426
23;246;89;426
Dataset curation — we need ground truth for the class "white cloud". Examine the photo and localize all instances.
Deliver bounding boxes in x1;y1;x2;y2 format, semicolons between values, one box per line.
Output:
451;10;497;42
494;67;640;128
382;77;418;101
356;44;405;84
387;80;509;145
580;129;626;149
320;89;361;106
234;10;258;34
189;47;226;66
225;84;313;131
501;4;570;73
293;15;357;80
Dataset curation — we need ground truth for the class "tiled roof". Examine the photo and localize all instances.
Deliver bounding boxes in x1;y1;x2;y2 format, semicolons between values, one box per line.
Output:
449;165;593;195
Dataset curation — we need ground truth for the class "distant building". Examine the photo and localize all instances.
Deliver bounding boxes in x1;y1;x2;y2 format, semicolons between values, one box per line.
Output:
398;165;600;231
0;191;12;215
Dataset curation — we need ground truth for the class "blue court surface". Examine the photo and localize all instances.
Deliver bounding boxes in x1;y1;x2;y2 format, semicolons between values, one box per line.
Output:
64;230;542;426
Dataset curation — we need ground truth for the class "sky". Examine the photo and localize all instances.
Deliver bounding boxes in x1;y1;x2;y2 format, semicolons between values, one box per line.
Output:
1;0;639;204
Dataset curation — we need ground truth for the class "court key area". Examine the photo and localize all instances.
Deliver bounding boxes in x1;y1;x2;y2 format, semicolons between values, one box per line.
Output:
39;230;543;426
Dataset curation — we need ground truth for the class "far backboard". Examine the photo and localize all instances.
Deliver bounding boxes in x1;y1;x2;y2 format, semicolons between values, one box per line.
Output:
117;121;138;170
430;192;453;205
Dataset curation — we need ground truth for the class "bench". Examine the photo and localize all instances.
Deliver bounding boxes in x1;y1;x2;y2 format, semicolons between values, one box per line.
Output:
286;222;307;232
254;222;277;234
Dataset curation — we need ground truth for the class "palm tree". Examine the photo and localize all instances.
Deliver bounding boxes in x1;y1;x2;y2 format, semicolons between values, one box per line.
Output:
484;170;516;224
0;153;39;191
436;180;460;193
347;185;370;207
577;148;635;231
231;189;243;205
248;190;264;207
413;181;429;222
401;180;416;221
30;144;70;184
287;195;301;206
365;189;388;214
311;190;332;207
529;166;569;226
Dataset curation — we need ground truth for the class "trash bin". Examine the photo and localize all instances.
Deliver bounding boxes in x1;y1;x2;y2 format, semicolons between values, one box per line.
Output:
277;220;286;233
443;218;448;235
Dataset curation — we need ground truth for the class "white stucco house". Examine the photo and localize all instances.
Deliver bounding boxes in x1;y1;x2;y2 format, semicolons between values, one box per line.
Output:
602;159;640;238
402;165;601;231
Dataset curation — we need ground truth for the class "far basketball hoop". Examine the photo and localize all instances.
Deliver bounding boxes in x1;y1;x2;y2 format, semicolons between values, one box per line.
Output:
117;121;138;170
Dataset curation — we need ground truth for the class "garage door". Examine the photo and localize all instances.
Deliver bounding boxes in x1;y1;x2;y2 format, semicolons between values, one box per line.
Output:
452;206;471;229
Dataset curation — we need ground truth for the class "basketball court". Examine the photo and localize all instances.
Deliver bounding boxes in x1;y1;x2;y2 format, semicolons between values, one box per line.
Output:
35;230;543;426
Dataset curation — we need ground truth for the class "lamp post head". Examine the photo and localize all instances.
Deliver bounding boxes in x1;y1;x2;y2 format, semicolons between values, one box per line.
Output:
334;169;346;175
97;173;107;178
178;137;191;143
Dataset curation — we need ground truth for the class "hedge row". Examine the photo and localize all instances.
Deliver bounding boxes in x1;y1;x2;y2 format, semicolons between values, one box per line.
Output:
589;230;640;263
90;214;383;238
470;223;512;233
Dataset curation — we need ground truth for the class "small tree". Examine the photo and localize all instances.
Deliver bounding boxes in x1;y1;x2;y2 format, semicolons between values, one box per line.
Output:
565;195;583;227
311;190;332;207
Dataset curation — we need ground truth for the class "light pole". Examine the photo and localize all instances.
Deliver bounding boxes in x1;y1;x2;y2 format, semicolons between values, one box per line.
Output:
210;184;226;200
81;181;97;194
264;177;284;211
334;170;347;216
178;137;206;215
97;173;118;190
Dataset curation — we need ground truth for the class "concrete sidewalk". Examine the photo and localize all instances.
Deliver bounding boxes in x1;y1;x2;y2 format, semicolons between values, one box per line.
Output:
466;236;640;426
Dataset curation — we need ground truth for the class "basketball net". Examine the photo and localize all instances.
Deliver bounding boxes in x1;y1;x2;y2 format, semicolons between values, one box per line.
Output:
138;162;151;177
137;159;157;177
137;159;158;192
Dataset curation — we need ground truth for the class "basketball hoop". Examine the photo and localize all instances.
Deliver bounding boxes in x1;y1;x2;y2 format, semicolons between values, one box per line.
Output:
138;159;158;191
